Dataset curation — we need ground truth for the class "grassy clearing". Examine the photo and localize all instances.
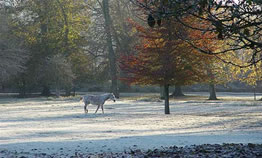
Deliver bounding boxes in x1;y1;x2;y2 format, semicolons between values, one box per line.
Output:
0;92;262;157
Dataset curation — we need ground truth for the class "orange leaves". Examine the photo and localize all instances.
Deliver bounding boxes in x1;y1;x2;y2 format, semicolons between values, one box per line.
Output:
184;15;220;53
119;17;214;86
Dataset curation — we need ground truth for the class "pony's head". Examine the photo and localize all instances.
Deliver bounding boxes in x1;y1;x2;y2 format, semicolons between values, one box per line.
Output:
109;93;116;102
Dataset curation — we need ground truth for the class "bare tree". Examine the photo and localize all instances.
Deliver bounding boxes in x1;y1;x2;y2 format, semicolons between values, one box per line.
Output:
101;0;119;98
85;0;139;95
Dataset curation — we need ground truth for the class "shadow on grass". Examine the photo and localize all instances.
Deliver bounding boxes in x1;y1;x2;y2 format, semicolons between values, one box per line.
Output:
1;132;262;157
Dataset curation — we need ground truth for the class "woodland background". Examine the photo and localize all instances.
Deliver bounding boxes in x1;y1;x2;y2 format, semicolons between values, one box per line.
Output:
1;0;262;101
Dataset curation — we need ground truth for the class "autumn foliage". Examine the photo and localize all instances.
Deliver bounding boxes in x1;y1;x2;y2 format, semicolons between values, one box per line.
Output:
119;16;218;114
119;18;217;87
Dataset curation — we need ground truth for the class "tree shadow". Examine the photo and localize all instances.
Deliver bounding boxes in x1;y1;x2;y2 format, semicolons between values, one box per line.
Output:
1;131;261;157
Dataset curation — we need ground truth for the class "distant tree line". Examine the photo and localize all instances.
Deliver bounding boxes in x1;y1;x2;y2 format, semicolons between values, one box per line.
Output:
1;0;262;114
0;0;137;97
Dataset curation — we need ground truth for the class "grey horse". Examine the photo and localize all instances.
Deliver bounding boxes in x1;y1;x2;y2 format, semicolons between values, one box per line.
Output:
80;93;116;114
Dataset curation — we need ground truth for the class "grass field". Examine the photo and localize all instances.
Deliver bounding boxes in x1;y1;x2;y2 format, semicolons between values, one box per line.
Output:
0;92;262;157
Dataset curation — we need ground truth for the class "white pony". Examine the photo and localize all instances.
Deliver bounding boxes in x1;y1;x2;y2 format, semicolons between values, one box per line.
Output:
80;93;116;114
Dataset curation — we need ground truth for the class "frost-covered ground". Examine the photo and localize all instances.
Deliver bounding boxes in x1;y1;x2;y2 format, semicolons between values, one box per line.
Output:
0;92;262;157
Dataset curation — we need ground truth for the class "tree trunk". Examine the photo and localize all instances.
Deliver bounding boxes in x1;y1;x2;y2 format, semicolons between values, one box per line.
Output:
208;84;218;100
65;88;71;96
102;0;119;98
171;85;185;97
73;86;76;96
1;84;5;93
41;85;51;96
253;86;257;101
160;86;165;100
164;84;170;114
18;78;26;98
55;88;60;97
56;0;70;57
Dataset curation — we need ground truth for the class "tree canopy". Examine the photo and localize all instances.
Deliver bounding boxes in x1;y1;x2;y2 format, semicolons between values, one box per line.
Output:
120;17;218;113
131;0;262;67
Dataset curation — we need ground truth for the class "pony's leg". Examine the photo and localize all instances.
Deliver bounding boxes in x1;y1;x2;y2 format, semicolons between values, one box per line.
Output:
95;104;101;113
101;104;104;114
84;103;88;114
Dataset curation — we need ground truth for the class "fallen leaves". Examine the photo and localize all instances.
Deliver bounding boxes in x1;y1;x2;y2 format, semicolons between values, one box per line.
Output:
1;143;262;158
